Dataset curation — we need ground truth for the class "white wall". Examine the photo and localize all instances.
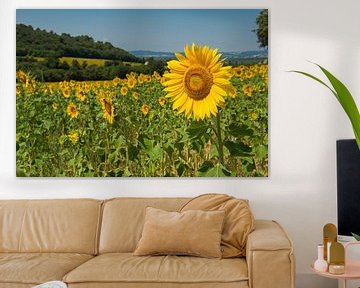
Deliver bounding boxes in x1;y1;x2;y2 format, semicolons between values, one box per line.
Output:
1;0;359;287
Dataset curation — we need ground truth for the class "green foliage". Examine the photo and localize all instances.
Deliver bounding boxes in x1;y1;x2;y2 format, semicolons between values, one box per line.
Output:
352;233;360;241
17;55;167;82
291;63;360;150
16;56;166;82
254;10;268;48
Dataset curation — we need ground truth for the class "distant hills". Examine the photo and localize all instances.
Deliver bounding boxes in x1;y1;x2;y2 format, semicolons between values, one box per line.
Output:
130;50;175;59
223;50;268;59
130;50;268;60
16;24;267;63
16;24;139;62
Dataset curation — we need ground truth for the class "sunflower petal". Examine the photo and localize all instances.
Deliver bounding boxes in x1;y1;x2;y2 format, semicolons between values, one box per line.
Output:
212;85;227;96
192;100;199;119
204;46;214;66
175;52;186;62
213;78;231;86
164;73;184;79
164;84;184;92
162;78;183;86
167;60;187;72
165;89;184;98
210;62;223;73
209;53;222;68
185;98;194;117
184;44;196;63
173;94;188;109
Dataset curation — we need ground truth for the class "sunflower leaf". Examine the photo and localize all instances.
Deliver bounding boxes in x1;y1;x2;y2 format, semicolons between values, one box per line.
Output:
128;145;140;161
224;141;253;157
228;123;254;138
140;138;162;160
255;144;268;160
186;121;209;140
197;161;214;173
197;163;231;177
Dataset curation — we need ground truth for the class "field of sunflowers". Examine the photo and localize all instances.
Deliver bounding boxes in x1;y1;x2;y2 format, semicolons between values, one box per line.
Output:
16;44;268;177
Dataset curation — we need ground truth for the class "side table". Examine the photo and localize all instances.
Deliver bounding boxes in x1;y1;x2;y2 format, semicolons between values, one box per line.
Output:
311;242;360;288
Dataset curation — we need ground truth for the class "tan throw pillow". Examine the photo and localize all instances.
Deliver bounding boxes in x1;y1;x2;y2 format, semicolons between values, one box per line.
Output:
134;207;225;258
181;193;254;258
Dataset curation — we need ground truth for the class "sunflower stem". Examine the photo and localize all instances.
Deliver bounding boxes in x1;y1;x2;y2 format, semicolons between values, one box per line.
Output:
216;111;225;166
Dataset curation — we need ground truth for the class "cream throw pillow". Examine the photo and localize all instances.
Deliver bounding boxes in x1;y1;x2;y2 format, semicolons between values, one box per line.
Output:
134;207;225;258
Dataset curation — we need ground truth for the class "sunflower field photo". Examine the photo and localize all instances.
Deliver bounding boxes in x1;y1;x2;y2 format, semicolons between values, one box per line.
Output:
16;9;269;177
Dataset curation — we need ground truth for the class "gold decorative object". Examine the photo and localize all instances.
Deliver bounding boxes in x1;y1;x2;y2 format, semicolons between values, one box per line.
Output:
328;264;345;275
323;223;337;261
329;242;345;274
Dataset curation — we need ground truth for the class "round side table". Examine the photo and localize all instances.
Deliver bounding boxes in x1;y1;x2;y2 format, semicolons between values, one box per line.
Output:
311;242;360;288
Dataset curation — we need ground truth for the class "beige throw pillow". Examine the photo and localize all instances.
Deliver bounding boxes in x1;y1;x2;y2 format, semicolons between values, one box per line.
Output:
181;193;255;258
134;207;225;258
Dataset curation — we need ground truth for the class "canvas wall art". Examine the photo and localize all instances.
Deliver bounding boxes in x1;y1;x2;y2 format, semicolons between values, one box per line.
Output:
16;9;268;177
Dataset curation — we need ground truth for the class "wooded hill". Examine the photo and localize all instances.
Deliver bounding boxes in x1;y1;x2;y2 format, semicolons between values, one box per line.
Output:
16;24;139;62
15;24;170;81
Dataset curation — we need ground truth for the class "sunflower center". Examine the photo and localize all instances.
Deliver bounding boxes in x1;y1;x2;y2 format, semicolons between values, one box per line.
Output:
184;65;213;100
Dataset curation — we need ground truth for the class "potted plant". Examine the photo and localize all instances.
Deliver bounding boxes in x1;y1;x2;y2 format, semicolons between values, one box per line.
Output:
292;64;360;241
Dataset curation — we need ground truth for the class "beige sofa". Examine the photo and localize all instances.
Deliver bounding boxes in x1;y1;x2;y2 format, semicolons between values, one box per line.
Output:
0;198;295;288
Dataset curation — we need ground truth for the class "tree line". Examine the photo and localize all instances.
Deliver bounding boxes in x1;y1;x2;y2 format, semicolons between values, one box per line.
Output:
16;56;166;82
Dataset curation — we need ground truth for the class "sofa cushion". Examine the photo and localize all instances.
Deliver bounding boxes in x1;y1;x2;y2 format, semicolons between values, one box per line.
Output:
0;253;93;285
63;253;248;285
134;207;225;258
181;194;254;258
99;198;190;253
0;199;102;254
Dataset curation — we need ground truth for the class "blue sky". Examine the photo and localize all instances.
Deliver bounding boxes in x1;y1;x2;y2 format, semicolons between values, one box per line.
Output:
16;9;263;53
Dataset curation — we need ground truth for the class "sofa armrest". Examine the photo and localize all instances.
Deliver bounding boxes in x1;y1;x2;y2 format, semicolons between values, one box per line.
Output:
246;220;295;288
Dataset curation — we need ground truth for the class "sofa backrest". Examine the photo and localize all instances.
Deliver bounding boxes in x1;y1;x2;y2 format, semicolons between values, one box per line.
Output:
99;197;190;253
0;199;102;254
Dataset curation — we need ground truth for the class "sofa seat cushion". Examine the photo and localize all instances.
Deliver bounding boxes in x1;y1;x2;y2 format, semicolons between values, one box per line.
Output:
64;253;248;286
0;253;93;285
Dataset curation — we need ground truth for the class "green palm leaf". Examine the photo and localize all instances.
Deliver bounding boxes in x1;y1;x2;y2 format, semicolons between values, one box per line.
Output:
290;64;360;150
352;232;360;241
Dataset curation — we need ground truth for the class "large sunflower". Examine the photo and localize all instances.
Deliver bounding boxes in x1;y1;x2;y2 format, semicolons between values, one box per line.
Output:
162;43;235;120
